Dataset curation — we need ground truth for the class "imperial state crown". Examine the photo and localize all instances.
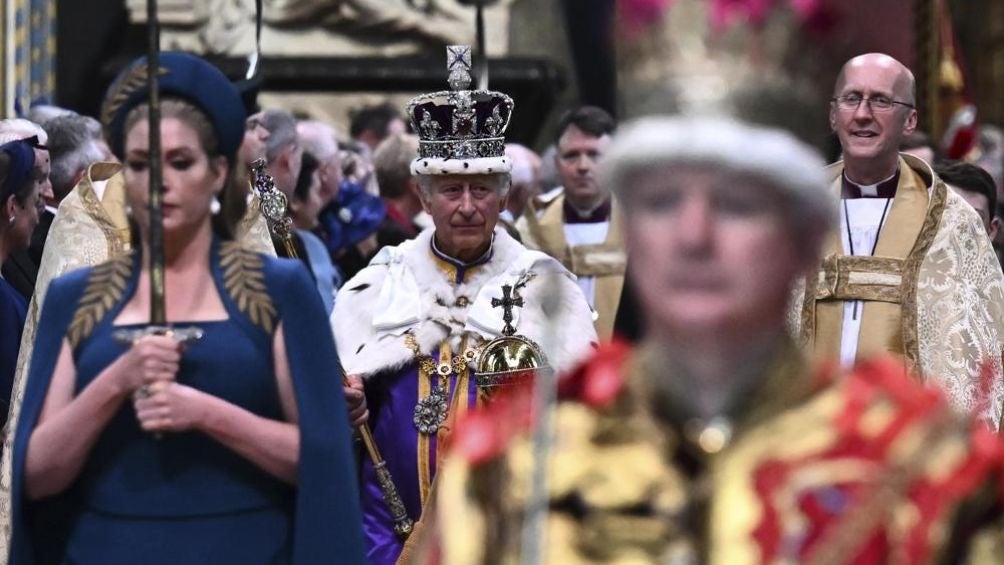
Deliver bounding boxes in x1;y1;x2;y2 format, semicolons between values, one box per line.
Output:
408;45;514;176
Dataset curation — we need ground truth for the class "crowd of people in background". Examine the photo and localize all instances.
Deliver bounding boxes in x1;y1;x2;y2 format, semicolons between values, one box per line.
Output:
4;46;1004;564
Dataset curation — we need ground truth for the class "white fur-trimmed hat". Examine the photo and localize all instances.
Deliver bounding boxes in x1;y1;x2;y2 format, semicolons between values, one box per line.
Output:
599;115;835;220
407;45;514;176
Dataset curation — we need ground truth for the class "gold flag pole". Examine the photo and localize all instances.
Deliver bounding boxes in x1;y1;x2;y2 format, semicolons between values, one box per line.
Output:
248;158;414;540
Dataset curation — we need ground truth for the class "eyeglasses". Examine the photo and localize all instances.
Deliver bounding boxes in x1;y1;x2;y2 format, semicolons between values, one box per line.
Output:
832;94;915;112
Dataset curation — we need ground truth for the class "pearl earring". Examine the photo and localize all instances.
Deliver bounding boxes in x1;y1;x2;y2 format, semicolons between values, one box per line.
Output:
210;195;221;215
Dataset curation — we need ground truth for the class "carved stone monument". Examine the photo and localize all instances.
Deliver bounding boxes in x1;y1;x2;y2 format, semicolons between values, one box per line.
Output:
125;0;514;57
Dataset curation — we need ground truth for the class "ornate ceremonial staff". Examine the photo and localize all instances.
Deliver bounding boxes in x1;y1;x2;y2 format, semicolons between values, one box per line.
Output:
247;160;414;539
344;368;415;540
242;3;413;533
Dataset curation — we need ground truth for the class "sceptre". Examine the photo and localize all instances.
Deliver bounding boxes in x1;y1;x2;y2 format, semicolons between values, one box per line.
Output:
248;146;414;542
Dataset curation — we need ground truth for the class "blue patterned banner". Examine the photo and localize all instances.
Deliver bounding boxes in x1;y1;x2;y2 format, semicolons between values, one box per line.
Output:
8;0;55;116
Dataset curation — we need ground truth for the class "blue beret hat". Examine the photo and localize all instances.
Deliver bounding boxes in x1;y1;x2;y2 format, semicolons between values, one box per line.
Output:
0;139;37;204
101;52;246;161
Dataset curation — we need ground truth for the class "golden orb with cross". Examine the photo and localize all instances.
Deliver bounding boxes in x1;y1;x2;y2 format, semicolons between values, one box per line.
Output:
474;280;548;399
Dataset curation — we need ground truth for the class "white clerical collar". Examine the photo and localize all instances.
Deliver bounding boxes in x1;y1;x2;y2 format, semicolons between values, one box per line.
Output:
845;171;897;197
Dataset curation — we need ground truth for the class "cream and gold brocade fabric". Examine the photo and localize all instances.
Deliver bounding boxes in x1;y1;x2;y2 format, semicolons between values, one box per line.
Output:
516;194;626;341
914;184;1004;426
0;164;275;562
791;154;1004;429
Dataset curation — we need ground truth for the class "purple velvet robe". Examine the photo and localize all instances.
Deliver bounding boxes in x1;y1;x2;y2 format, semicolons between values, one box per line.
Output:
362;354;480;564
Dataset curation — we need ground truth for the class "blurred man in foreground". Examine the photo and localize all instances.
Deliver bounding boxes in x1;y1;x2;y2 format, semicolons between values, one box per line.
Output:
419;115;1004;564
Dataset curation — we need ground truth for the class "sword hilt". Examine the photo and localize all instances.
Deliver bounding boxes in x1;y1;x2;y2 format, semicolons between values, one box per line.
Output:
113;325;205;440
112;325;205;346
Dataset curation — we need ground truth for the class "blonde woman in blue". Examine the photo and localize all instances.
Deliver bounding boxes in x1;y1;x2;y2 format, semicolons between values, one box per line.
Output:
8;53;365;565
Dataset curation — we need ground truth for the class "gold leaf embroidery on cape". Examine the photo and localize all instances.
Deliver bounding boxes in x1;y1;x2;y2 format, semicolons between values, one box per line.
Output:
220;241;277;333
68;256;132;349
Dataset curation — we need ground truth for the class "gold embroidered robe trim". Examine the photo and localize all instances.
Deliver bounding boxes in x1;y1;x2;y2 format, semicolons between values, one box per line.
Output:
425;340;821;564
219;242;278;334
67;256;133;349
801;156;933;368
814;255;905;303
793;154;1004;427
518;193;625;340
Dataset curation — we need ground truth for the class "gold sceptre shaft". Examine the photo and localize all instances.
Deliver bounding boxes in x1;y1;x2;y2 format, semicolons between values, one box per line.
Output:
342;371;415;540
248;158;413;539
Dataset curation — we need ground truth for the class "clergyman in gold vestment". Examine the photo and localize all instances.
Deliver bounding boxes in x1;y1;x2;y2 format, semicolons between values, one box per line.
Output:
517;107;625;340
792;53;1004;429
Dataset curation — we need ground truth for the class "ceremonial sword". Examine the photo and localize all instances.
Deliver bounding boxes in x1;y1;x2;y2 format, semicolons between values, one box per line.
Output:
113;1;203;343
112;0;205;435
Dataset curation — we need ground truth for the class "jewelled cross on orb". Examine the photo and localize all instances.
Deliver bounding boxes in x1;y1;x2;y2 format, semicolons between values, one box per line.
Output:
492;284;524;337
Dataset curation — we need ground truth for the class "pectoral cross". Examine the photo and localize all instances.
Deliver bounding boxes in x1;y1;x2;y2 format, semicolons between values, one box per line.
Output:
492;284;523;337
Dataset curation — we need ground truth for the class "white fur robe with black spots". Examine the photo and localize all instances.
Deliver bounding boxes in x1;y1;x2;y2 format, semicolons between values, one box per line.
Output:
331;227;598;379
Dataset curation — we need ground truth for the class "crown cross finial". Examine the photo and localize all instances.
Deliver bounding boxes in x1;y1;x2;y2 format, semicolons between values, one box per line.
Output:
447;45;473;91
491;284;524;337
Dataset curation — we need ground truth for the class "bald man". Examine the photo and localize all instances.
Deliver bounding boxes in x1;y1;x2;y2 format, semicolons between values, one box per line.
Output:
793;53;1004;428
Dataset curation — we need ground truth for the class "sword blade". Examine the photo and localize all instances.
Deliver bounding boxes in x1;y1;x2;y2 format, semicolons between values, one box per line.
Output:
146;0;166;325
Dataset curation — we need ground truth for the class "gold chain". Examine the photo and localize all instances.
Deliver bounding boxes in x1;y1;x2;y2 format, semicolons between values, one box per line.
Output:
406;331;480;435
404;331;477;380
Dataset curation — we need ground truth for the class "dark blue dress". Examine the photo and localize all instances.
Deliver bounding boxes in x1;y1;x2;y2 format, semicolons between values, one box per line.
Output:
9;241;366;565
0;278;28;428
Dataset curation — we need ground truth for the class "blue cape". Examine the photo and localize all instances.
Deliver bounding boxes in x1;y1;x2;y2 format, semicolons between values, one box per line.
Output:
8;242;366;564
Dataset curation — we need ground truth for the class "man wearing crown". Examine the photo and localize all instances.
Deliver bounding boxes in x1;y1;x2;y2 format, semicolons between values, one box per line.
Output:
793;53;1004;429
330;46;596;564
